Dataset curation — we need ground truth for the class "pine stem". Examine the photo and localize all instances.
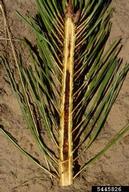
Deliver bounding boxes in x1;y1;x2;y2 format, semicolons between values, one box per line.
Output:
59;13;75;186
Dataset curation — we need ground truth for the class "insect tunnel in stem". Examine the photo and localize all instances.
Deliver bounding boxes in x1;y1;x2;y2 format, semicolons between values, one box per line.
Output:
59;1;76;186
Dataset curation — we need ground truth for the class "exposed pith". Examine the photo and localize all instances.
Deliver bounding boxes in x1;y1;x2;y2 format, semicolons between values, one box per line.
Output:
59;14;75;186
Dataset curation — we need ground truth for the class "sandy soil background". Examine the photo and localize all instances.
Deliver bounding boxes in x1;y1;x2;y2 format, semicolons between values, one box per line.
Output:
0;0;129;192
